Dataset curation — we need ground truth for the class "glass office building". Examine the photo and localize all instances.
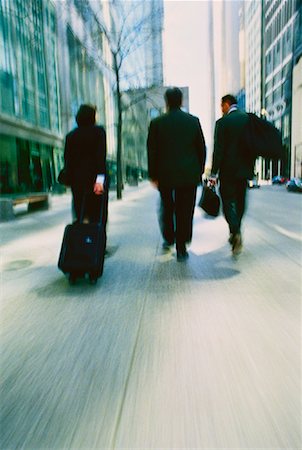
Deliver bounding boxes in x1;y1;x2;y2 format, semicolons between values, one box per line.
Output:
263;0;300;178
0;0;109;196
242;0;301;180
0;0;61;194
0;0;164;197
66;26;106;127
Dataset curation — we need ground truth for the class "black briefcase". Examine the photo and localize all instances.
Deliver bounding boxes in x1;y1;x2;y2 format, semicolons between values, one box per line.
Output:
198;184;220;217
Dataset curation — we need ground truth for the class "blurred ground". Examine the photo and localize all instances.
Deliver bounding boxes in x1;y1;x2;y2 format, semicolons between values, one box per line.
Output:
0;182;301;449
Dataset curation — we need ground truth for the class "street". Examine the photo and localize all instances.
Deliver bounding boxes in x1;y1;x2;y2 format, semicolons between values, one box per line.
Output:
0;183;301;449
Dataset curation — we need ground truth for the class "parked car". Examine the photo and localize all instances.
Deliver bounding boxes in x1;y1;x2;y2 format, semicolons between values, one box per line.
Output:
248;178;260;189
272;175;287;184
286;178;302;193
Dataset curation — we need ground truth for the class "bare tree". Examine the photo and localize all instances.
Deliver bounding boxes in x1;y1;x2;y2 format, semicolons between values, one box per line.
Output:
88;0;164;199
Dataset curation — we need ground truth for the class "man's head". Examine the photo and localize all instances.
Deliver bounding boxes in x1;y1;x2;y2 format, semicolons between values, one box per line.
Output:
164;87;183;110
76;104;96;126
221;94;237;115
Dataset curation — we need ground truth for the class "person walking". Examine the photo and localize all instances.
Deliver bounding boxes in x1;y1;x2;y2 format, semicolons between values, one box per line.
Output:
147;87;206;261
210;94;255;255
64;104;107;224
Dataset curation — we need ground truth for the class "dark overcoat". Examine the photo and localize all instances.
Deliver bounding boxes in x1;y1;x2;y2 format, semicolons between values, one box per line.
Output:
147;109;206;188
212;109;254;180
64;125;107;189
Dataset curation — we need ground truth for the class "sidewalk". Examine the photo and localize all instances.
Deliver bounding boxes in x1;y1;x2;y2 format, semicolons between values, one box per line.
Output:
0;181;151;246
1;182;300;449
50;181;151;208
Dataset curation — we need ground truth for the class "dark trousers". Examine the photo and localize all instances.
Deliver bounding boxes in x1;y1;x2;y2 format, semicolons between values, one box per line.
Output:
159;185;197;249
72;188;108;225
219;178;247;235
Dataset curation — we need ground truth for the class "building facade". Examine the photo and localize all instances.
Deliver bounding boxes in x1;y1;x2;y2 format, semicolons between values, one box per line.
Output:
243;0;265;180
263;0;300;178
291;57;302;178
291;0;302;178
0;0;165;197
108;0;164;92
242;0;301;180
0;0;61;195
145;0;164;88
244;0;262;116
0;0;112;196
55;0;115;170
55;0;121;180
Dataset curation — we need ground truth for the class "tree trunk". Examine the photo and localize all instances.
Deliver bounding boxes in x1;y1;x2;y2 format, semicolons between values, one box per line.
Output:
115;57;123;200
116;107;123;199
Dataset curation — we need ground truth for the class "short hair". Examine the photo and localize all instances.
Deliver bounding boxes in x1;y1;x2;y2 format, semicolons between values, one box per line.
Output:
221;94;237;106
164;87;183;108
76;104;96;126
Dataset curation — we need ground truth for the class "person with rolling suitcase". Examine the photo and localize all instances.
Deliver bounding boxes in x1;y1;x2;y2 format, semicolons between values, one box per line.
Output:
57;104;108;284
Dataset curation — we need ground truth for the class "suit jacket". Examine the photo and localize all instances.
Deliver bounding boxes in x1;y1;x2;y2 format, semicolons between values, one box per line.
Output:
147;108;206;188
64;125;106;189
212;109;254;180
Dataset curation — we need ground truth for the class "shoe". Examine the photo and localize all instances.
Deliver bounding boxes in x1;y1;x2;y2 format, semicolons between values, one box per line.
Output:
162;240;174;252
232;233;242;255
177;250;189;262
176;244;188;261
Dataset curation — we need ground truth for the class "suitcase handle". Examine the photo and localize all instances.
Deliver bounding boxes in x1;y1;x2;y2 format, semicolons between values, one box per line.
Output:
79;177;108;224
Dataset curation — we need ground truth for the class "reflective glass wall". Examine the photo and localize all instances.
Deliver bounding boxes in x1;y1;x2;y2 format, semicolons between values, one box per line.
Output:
0;0;60;130
0;0;61;194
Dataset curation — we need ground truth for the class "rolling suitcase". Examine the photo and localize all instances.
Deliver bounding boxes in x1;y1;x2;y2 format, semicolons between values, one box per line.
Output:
58;191;107;284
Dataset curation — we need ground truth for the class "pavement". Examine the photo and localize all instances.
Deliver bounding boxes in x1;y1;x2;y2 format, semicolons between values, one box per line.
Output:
0;182;301;449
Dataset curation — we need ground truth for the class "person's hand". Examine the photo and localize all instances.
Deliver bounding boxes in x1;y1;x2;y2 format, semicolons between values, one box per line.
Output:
150;179;159;189
93;182;104;195
208;176;217;187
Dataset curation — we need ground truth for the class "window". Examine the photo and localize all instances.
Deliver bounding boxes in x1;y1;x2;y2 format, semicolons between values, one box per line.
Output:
274;71;282;85
0;0;15;114
266;51;273;73
273;85;282;102
274;41;281;67
44;4;60;132
266;79;273;92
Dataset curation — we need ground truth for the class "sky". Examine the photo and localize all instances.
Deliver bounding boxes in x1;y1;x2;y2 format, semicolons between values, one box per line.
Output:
163;0;213;147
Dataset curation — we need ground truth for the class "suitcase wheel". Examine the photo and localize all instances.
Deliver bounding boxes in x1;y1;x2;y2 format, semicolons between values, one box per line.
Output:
89;273;98;285
89;272;99;284
69;273;77;285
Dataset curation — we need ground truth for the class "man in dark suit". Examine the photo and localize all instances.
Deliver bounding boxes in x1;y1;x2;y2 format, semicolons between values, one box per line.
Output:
210;94;255;255
64;104;107;223
147;87;206;261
